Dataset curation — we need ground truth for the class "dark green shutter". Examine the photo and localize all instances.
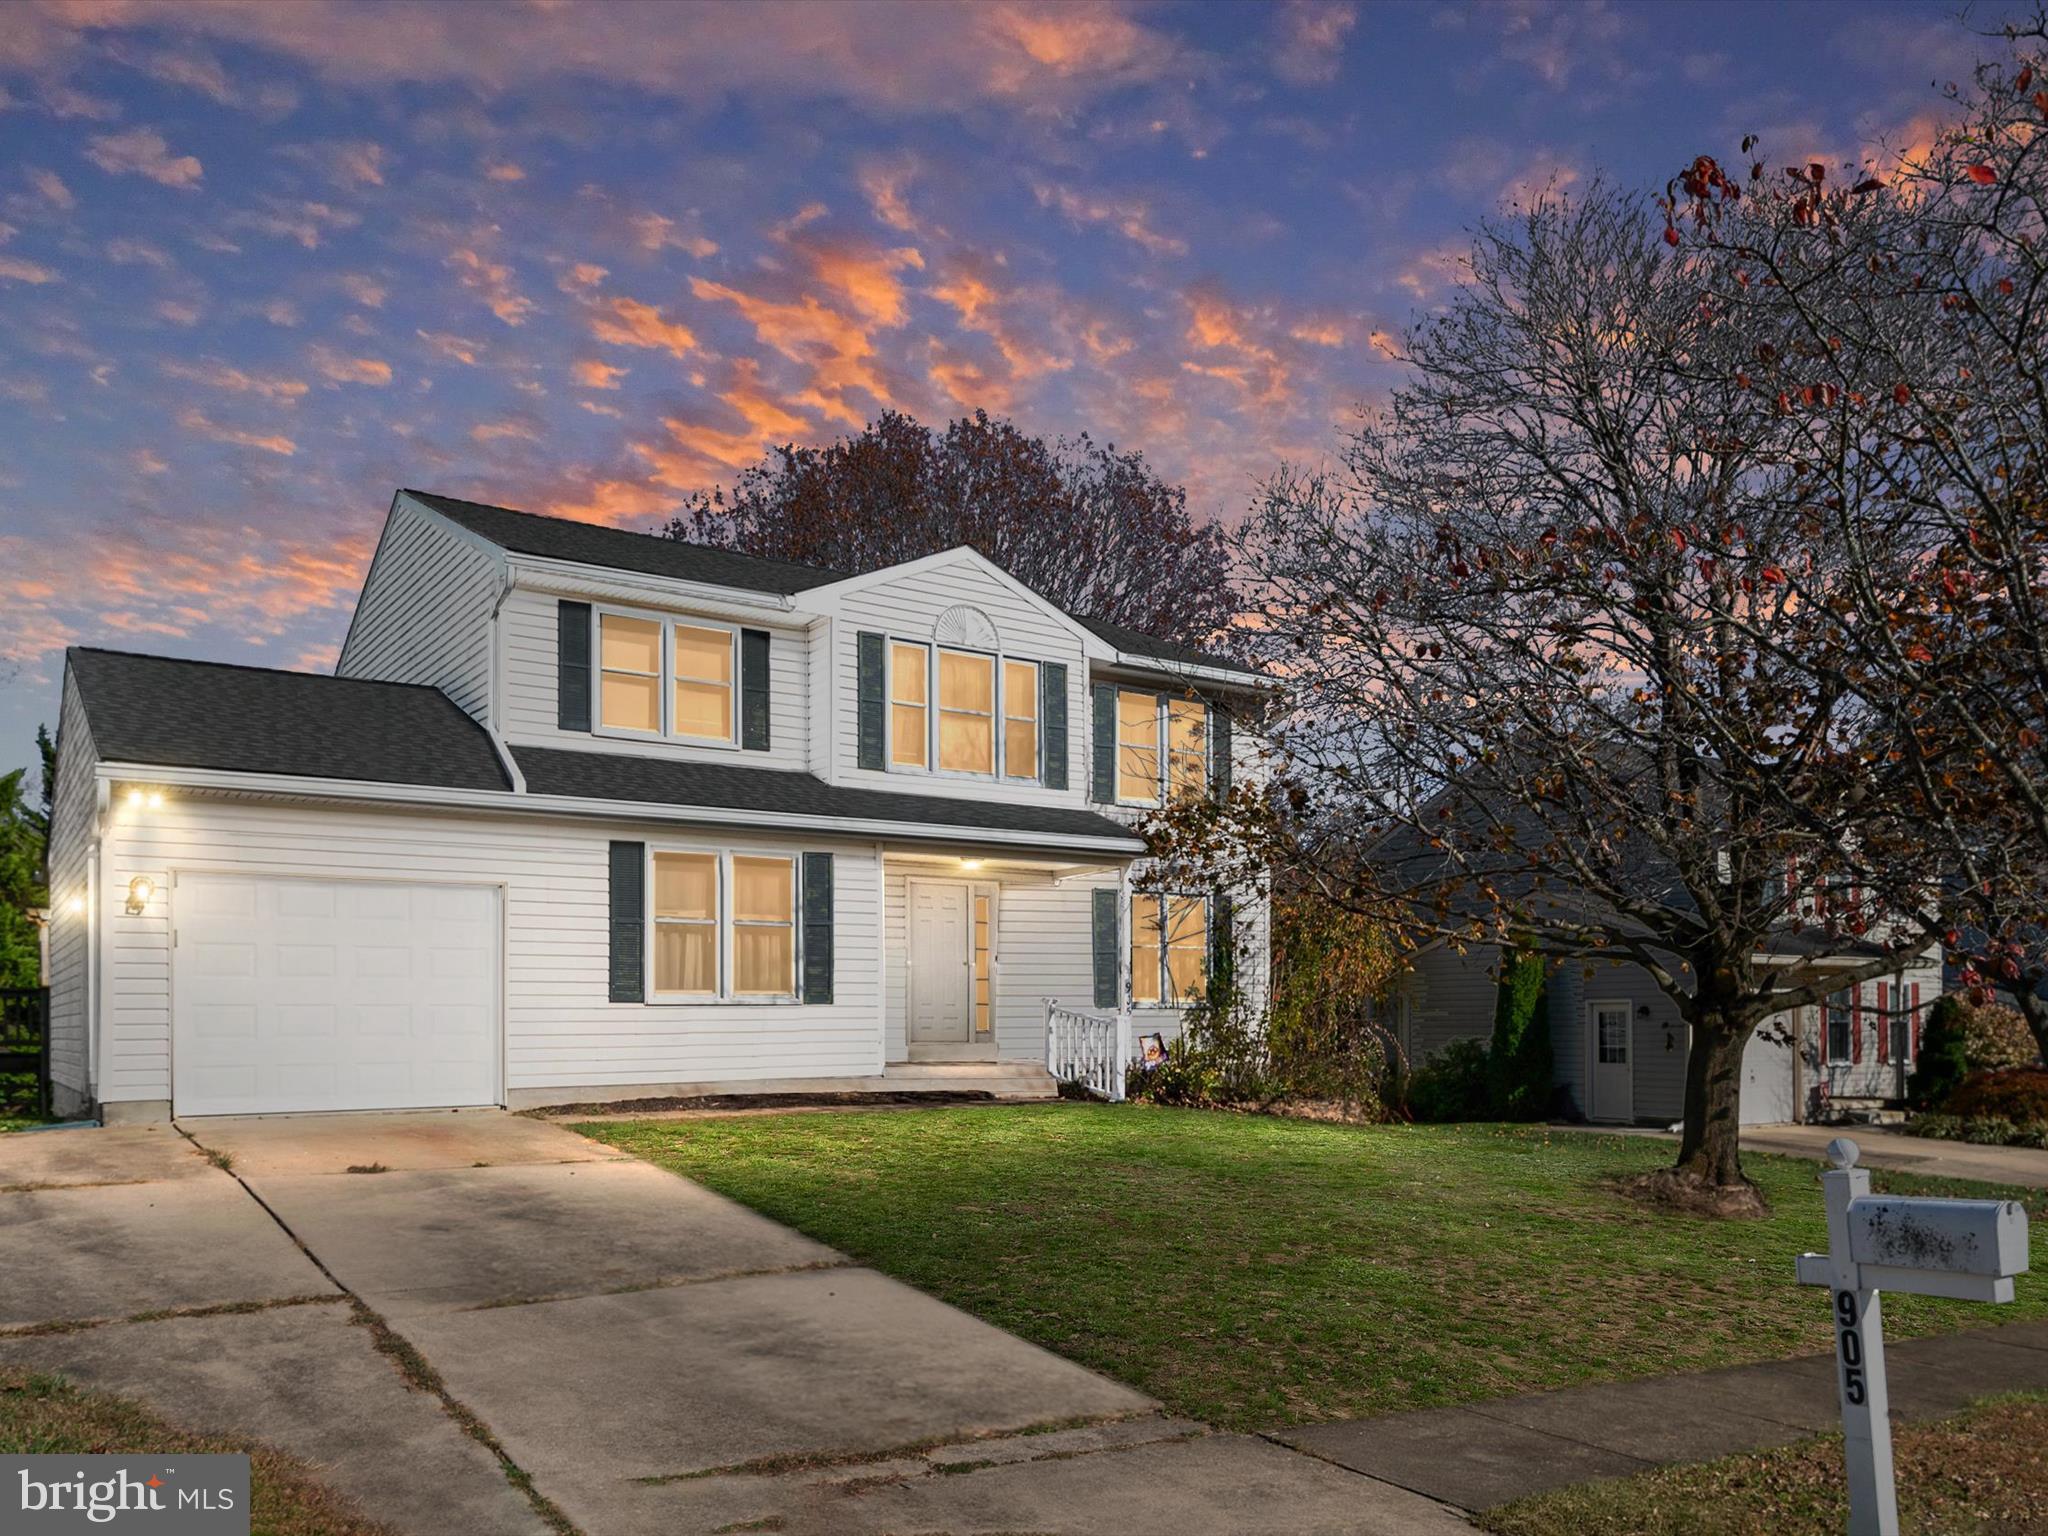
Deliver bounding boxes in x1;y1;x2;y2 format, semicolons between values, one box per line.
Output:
608;841;644;1003
801;853;834;1004
1210;705;1232;799
1090;683;1116;802
1209;888;1234;1003
1091;886;1119;1009
740;628;771;751
558;601;591;732
1041;662;1068;789
856;632;886;770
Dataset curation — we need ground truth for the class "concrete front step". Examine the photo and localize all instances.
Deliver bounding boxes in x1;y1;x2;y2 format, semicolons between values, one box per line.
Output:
883;1062;1061;1099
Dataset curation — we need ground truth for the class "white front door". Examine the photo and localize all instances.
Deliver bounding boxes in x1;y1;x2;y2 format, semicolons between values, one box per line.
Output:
172;872;500;1116
907;880;972;1045
1588;999;1634;1123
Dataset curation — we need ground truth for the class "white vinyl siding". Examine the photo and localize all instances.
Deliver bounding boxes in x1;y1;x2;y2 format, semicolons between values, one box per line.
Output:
93;794;881;1109
497;584;809;770
45;670;99;1112
336;498;502;722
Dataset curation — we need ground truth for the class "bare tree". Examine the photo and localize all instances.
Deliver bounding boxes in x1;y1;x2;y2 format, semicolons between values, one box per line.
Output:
1196;186;1940;1206
668;409;1241;651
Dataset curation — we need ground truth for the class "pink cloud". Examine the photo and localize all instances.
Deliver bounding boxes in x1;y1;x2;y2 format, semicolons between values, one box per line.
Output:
85;126;204;188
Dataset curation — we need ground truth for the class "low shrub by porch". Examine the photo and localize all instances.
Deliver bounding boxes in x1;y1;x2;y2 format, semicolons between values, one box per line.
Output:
582;1105;2048;1431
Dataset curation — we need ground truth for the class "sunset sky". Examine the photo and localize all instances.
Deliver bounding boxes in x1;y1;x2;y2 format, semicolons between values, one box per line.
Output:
0;0;1998;777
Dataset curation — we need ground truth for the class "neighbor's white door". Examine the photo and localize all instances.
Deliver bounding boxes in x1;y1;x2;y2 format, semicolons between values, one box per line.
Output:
1588;999;1634;1123
171;872;499;1116
907;879;972;1045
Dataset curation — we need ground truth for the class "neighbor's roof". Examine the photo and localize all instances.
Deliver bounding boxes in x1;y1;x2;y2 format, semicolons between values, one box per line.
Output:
407;489;1262;679
513;747;1144;846
67;648;512;792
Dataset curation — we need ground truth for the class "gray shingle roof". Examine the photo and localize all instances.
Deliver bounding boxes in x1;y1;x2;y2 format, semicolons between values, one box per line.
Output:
67;648;511;791
407;489;1260;678
409;490;847;597
513;746;1144;846
1068;613;1261;677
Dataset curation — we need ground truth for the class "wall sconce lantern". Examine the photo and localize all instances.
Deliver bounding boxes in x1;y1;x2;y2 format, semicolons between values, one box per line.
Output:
126;875;156;915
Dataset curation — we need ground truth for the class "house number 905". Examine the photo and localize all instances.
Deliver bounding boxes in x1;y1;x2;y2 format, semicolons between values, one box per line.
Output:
1835;1289;1866;1406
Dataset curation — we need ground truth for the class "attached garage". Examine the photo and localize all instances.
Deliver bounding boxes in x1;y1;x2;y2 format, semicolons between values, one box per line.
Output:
171;872;500;1116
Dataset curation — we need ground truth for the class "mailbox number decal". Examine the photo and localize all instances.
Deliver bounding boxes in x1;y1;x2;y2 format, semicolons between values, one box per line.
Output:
1834;1289;1866;1406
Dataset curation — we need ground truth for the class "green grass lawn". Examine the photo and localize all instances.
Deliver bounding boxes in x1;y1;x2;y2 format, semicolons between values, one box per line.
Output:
1482;1392;2048;1535
581;1105;2048;1430
0;1369;394;1536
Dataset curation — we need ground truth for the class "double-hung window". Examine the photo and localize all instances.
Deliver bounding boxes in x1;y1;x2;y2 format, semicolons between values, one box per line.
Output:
890;642;929;768
652;852;719;996
1132;893;1208;1005
673;624;735;742
938;650;995;773
599;614;663;734
732;856;795;997
1003;660;1039;780
597;610;737;744
1167;699;1208;801
1824;989;1854;1064
1117;690;1161;802
650;850;797;1000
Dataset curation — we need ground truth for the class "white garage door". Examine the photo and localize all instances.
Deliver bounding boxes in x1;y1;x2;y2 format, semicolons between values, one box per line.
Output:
1741;1017;1799;1126
172;873;499;1116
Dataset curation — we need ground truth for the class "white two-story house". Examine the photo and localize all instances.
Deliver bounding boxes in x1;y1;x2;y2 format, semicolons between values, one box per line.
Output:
43;490;1269;1122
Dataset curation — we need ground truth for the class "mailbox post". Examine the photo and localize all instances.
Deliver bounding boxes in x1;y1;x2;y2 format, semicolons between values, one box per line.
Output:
1795;1138;2030;1536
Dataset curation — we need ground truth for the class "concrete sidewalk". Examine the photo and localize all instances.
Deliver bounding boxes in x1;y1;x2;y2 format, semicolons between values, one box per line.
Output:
1555;1120;2048;1188
1275;1320;2048;1513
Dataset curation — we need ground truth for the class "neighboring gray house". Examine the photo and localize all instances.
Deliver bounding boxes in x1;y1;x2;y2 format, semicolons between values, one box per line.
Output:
45;490;1269;1122
1389;939;1941;1127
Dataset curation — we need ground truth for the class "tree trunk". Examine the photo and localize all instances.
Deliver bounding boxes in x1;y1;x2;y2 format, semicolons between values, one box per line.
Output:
1674;1011;1753;1188
2012;986;2048;1068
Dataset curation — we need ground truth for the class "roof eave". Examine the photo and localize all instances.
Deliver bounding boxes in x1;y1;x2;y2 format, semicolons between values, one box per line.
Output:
95;760;1149;857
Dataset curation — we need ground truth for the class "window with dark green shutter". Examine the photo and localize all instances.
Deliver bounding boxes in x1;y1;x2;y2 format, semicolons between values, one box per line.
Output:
740;628;771;751
1040;662;1068;789
558;601;592;732
1210;707;1232;799
1090;683;1115;802
608;841;645;1003
1091;886;1119;1009
1209;888;1235;1006
856;632;886;770
801;852;834;1003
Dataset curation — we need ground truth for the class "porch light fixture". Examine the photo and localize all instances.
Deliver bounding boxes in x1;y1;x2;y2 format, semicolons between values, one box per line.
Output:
66;895;85;916
147;791;163;808
960;858;984;871
126;875;156;915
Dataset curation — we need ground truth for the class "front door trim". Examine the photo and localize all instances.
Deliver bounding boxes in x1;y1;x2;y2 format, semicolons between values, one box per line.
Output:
906;877;973;1049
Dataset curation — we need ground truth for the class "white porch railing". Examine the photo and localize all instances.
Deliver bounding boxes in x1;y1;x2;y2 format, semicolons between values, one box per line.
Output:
1044;1000;1129;1102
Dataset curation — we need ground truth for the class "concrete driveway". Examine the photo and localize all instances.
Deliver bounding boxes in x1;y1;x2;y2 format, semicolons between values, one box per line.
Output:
2;1113;1467;1535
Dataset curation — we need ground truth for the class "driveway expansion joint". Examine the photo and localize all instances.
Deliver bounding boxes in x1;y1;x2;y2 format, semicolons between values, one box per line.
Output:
458;1256;863;1313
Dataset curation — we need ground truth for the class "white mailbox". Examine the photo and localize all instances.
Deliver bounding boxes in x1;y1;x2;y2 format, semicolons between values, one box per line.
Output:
1795;1138;2031;1536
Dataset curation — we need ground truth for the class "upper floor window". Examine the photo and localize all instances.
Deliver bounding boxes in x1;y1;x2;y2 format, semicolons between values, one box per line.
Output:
674;625;735;742
600;614;663;734
891;642;929;768
885;641;1039;781
1167;699;1208;801
598;609;737;745
650;849;796;1001
1119;691;1208;804
938;649;995;774
1132;893;1207;1005
1117;690;1160;801
1003;660;1039;780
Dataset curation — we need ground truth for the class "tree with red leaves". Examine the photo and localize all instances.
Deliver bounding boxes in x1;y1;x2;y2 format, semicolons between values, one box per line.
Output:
1667;11;2048;1062
666;408;1240;652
